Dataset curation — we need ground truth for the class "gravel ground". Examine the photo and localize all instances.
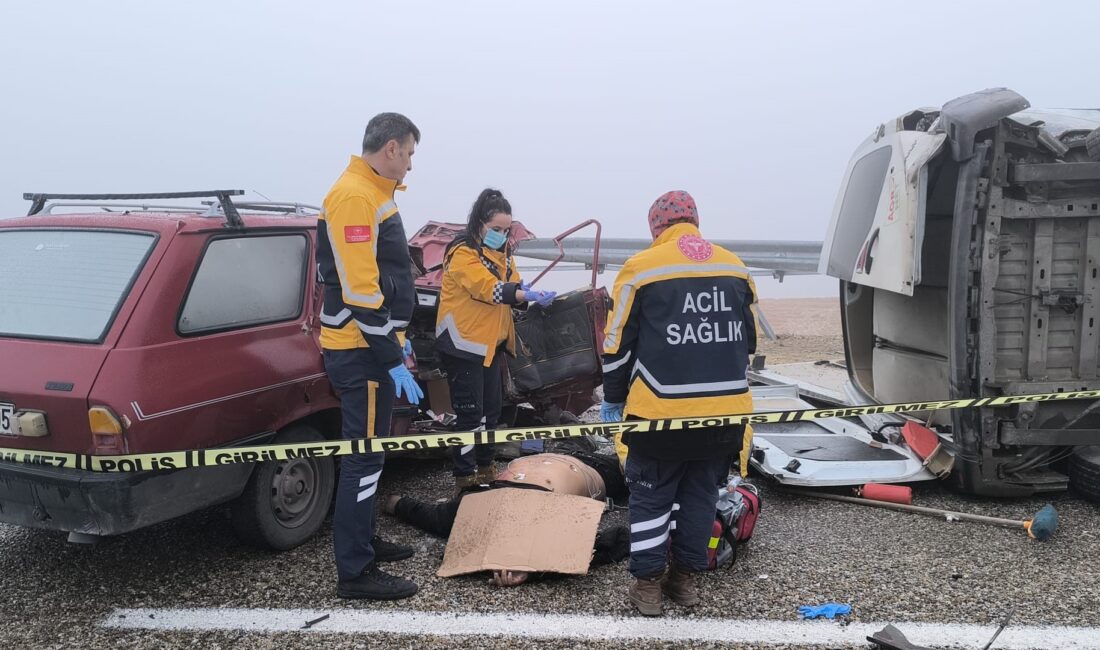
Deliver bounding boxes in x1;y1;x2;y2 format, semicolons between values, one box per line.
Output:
3;456;1099;649
5;299;1099;648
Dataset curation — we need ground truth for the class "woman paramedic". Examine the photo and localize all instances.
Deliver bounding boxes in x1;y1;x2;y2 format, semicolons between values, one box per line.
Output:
434;188;556;491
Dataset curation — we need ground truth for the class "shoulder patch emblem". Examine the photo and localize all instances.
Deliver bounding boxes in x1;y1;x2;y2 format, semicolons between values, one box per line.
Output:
677;234;713;262
344;225;372;243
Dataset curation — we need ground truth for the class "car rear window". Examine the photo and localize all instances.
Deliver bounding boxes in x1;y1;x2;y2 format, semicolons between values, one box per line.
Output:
0;229;156;343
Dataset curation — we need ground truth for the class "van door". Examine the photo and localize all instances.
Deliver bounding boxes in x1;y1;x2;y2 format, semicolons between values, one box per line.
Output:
819;124;946;296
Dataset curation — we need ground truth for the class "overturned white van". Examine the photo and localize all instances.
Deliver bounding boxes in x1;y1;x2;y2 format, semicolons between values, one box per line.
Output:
820;88;1100;498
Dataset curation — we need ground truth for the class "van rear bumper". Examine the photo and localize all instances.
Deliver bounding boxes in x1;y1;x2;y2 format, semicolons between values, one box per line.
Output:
0;460;252;536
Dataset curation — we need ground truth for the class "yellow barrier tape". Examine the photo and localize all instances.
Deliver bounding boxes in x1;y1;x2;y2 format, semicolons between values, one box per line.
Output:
1;388;1098;473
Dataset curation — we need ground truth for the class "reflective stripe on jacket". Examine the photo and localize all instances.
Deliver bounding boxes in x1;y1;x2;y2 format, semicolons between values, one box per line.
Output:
435;240;522;367
316;156;414;364
601;223;759;455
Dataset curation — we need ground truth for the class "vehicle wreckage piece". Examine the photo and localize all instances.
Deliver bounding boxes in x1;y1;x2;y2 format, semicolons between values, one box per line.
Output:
900;421;954;479
822;87;1100;498
867;624;933;650
406;220;609;424
747;384;936;487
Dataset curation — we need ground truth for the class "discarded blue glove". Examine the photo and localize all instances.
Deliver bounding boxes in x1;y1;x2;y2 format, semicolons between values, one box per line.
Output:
528;289;557;307
402;339;413;358
600;401;625;422
388;363;424;405
798;603;852;620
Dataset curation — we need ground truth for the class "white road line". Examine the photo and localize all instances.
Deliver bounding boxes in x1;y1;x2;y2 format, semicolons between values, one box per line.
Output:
102;608;1100;649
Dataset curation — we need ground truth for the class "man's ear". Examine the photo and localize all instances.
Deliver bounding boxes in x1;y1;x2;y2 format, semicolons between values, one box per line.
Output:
385;139;398;159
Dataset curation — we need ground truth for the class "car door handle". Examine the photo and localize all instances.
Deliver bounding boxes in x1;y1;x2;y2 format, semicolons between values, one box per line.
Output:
856;227;880;275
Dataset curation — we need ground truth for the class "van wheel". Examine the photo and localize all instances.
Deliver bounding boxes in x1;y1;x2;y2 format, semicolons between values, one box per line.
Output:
1069;446;1100;503
230;424;335;550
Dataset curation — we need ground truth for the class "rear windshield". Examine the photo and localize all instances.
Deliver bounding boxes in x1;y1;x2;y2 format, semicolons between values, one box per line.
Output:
0;229;156;342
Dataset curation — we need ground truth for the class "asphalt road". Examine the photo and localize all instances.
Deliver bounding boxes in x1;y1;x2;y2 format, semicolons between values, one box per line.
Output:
3;447;1099;649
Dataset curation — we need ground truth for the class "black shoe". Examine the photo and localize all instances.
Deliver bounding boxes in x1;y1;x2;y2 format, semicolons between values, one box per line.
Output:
372;535;415;563
337;563;418;600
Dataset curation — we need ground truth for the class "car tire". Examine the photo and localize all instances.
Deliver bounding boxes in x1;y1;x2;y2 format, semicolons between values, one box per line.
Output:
230;424;336;550
1069;445;1100;503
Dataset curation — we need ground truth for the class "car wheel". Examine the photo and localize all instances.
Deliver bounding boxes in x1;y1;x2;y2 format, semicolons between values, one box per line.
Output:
230;424;336;550
1069;446;1100;503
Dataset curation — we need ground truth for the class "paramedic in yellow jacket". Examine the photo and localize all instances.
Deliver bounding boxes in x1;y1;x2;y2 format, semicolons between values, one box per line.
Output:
317;113;424;601
600;190;759;617
435;188;556;490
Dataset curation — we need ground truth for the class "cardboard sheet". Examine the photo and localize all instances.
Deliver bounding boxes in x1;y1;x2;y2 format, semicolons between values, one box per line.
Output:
437;487;604;578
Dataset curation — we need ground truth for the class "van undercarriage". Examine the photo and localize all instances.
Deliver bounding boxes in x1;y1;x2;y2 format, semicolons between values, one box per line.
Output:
832;90;1100;497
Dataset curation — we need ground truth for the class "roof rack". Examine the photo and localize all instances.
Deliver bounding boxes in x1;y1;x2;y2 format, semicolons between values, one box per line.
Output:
40;202;211;215
23;190;247;229
230;201;321;216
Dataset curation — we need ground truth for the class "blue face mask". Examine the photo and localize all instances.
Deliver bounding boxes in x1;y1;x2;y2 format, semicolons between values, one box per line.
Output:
483;228;507;250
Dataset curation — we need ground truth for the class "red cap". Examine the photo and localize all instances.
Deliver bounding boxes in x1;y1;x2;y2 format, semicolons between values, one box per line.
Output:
648;190;698;238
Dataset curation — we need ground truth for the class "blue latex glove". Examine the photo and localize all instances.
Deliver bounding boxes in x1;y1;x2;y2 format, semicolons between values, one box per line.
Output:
402;339;413;358
797;603;852;620
528;289;557;307
388;363;424;405
600;400;625;422
520;280;533;292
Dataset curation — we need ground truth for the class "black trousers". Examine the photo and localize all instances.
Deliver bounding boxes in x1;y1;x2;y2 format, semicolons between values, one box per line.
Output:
441;350;503;477
323;348;394;581
625;450;730;577
394;493;465;538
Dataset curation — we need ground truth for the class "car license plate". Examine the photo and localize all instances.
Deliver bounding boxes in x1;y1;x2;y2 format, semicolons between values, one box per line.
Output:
0;402;15;435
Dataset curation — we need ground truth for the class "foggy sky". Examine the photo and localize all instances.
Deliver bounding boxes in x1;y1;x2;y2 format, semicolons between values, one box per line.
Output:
2;1;1097;297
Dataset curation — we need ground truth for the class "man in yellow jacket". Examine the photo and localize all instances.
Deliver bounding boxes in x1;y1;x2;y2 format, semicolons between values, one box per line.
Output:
601;191;758;616
317;112;424;600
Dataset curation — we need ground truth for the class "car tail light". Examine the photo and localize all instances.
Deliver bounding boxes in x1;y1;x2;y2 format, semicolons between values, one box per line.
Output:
89;406;128;454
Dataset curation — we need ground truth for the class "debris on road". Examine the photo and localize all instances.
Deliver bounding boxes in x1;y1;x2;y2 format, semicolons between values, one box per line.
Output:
301;614;330;630
798;602;852;620
791;490;1059;541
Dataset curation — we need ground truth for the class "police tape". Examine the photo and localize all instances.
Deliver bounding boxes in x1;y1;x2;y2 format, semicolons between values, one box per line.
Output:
2;388;1100;473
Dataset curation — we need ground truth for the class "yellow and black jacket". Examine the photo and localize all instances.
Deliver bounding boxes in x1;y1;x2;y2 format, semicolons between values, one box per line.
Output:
435;238;523;368
602;223;759;459
316;156;414;366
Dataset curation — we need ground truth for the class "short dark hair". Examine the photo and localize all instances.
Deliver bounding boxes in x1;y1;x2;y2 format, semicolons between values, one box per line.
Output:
362;113;420;153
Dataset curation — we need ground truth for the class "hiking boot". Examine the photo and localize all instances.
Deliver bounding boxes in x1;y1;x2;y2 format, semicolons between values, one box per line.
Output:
337;563;418;600
380;495;402;516
475;462;498;484
371;535;414;563
661;561;700;606
454;473;481;497
627;574;664;616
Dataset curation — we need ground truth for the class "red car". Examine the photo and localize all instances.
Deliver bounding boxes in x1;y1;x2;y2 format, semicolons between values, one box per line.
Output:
0;191;607;549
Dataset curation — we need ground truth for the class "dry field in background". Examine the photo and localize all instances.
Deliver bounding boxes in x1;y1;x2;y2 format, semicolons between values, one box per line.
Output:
755;297;844;365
